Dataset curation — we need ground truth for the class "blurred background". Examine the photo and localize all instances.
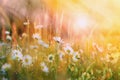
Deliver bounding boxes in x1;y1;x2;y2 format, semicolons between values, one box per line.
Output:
0;0;120;45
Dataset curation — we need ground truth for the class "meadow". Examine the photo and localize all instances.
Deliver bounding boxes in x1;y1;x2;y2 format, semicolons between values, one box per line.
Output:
0;0;120;80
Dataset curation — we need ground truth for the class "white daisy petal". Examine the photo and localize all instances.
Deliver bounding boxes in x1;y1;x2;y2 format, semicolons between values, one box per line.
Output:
38;40;49;48
1;63;11;70
5;31;10;35
11;50;23;61
22;55;32;67
32;33;41;40
6;35;12;41
72;52;80;62
35;24;43;29
2;77;8;80
59;52;64;61
42;66;49;73
40;62;49;73
64;45;74;55
53;36;63;43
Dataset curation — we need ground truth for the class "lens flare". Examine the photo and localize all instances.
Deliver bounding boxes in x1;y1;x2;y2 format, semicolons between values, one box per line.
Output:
74;15;92;29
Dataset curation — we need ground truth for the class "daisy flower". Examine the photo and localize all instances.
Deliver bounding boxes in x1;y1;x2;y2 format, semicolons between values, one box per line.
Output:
11;50;23;61
32;33;41;40
2;77;8;80
1;63;11;70
97;46;104;53
22;33;28;38
38;40;49;48
48;54;54;62
40;62;46;67
42;66;49;73
40;62;49;73
72;52;80;62
105;53;120;64
59;52;65;61
63;45;74;55
53;36;63;44
23;21;30;25
42;43;49;48
93;42;103;53
6;35;12;41
34;24;43;29
0;42;6;47
30;45;38;49
5;31;10;35
22;55;32;67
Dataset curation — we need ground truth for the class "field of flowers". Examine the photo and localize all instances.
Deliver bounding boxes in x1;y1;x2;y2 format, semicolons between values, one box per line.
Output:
1;0;120;80
0;27;120;80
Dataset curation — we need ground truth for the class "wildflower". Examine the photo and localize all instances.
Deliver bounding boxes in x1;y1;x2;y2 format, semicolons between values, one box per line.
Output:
0;42;6;46
6;35;12;41
2;77;8;80
93;42;103;53
105;54;111;62
34;24;43;29
59;52;65;61
43;66;49;73
32;33;41;40
97;46;104;53
1;63;11;71
105;53;120;64
72;52;80;62
5;31;10;35
64;45;74;55
48;54;54;62
0;56;6;59
38;40;49;48
23;21;29;25
22;55;32;67
11;50;23;61
40;62;49;73
42;43;49;48
68;63;75;72
40;62;46;67
53;36;63;43
30;45;38;49
16;45;22;52
22;33;28;38
82;72;90;79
